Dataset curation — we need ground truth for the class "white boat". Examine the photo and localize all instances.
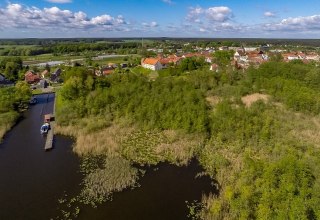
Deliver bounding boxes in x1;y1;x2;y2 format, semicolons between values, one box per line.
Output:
29;97;38;105
40;123;50;134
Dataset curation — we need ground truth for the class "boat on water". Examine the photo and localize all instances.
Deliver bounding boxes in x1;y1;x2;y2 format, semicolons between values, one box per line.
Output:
29;97;37;105
40;123;50;134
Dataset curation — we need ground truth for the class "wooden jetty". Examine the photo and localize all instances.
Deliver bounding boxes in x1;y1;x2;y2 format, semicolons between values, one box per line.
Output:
44;123;54;151
44;113;55;151
43;94;56;151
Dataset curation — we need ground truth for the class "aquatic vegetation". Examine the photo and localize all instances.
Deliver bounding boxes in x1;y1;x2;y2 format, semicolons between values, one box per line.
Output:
79;156;139;207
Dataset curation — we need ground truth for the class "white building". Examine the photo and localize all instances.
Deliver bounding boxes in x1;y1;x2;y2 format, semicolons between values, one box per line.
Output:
141;58;163;71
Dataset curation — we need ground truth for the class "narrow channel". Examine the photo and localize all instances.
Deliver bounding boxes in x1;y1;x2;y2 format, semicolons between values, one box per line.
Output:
0;94;82;220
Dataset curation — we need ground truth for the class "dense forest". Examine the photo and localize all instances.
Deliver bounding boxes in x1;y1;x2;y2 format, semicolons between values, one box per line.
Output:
0;42;141;56
0;38;319;58
55;59;320;219
0;57;25;81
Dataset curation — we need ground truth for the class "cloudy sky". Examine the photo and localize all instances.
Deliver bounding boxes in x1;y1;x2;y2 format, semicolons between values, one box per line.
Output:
0;0;320;38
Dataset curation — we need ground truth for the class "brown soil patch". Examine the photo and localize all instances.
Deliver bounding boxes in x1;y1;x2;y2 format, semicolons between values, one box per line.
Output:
241;93;270;107
206;96;222;106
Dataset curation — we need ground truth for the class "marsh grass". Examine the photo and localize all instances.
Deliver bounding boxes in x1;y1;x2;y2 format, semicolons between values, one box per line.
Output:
55;122;135;156
55;155;140;219
79;156;139;207
55;116;205;166
120;129;205;165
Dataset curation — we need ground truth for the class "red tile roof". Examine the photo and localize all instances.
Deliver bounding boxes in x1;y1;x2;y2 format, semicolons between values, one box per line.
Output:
25;71;40;83
142;58;160;65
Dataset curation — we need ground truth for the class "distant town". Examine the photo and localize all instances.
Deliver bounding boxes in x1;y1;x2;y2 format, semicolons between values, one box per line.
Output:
1;39;319;92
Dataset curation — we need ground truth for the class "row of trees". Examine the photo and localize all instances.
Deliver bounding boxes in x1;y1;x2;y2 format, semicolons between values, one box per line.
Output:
57;69;208;133
0;42;142;57
0;82;32;139
0;57;25;81
247;61;320;114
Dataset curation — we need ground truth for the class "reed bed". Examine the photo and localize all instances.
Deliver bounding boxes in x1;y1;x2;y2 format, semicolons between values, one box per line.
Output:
122;129;205;165
79;156;139;207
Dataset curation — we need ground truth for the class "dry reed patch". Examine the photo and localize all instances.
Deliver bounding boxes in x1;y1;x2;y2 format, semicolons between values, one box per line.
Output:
312;117;320;129
121;129;205;165
55;124;80;137
206;96;222;107
55;123;136;156
76;125;135;156
278;111;320;148
290;116;320;148
156;131;205;165
241;93;270;107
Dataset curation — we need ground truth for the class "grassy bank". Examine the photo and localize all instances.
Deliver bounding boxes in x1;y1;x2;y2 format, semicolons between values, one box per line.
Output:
0;83;31;141
0;111;19;141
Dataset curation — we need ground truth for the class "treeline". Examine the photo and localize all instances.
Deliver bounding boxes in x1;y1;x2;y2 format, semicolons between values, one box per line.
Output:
0;42;142;56
247;60;320;114
158;57;209;77
0;82;32;140
57;67;208;133
0;38;124;45
0;57;25;81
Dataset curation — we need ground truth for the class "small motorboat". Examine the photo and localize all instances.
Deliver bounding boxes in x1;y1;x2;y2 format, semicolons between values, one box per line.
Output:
40;123;50;134
29;97;38;105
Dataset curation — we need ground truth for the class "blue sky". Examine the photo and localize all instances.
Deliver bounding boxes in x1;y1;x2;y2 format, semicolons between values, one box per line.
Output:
0;0;320;38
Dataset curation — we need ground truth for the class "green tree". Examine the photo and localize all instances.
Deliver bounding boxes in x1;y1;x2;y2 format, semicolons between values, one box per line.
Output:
213;50;234;66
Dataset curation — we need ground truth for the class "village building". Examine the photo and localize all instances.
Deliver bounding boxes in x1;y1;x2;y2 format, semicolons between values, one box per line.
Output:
36;61;64;68
39;79;49;89
244;47;258;52
41;70;49;79
306;54;320;61
210;64;219;72
141;58;163;70
219;46;229;51
282;53;300;61
25;70;40;84
102;66;115;76
51;68;62;82
159;56;182;68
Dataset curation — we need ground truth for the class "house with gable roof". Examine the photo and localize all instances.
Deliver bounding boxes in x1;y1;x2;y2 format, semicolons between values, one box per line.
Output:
141;58;163;70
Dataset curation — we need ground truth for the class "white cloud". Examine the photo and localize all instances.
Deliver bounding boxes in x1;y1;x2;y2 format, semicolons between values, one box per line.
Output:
199;28;208;32
46;0;72;3
185;6;235;34
0;3;128;31
186;7;204;21
264;11;276;17
187;6;232;23
206;6;232;22
162;0;174;5
142;21;159;28
264;15;320;31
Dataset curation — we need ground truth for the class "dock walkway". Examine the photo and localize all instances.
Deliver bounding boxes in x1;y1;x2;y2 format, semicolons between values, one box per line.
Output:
43;93;56;151
44;122;54;151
